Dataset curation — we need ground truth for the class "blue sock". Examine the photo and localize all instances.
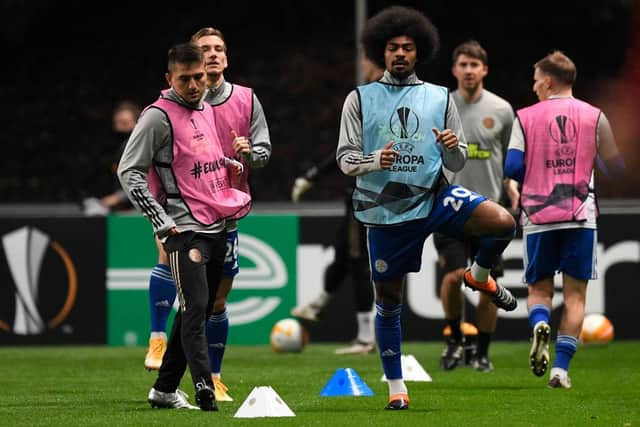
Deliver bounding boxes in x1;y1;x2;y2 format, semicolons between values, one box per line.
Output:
206;308;228;374
375;302;403;380
475;226;515;268
554;335;578;371
148;264;176;333
529;304;551;328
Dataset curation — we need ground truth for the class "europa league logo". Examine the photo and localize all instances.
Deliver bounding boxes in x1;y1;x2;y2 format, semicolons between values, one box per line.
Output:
549;115;577;144
390;107;420;139
0;227;77;335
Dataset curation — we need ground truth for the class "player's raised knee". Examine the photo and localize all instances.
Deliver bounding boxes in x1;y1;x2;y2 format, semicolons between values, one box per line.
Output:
495;207;516;237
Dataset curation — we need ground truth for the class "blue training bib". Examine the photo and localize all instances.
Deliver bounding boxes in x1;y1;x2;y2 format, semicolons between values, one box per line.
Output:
353;81;449;225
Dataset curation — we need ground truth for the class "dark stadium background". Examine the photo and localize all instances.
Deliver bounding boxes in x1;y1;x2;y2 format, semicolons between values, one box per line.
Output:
1;0;637;203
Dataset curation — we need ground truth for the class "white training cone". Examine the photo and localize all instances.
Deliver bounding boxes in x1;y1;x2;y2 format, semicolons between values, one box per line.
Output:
381;354;432;382
233;386;295;418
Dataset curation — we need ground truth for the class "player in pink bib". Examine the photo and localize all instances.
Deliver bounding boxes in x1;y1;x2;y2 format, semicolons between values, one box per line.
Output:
505;51;625;389
119;43;250;411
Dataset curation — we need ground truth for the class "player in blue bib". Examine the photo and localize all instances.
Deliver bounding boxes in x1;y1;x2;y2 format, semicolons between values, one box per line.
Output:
336;6;518;410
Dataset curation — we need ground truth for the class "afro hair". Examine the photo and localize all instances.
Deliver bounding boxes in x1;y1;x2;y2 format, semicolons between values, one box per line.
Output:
361;5;440;70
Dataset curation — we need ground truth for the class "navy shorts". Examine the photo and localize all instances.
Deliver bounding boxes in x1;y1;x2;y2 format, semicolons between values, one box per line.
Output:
523;228;597;283
367;185;486;282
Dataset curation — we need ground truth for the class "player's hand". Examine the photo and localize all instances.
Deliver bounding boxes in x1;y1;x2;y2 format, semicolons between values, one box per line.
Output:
226;158;244;176
82;197;109;216
504;178;520;211
380;141;400;169
291;177;313;202
159;226;179;240
432;128;458;150
231;130;251;157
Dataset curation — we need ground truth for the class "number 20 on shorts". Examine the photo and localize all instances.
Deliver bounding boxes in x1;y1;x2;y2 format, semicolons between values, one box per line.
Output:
443;187;480;212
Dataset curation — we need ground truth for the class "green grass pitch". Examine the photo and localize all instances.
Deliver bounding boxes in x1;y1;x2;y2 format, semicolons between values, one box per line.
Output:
2;342;639;426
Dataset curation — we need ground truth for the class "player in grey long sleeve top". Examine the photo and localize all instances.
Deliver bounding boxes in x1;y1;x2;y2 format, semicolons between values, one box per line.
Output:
120;42;242;412
337;70;467;176
118;87;227;238
435;40;517;375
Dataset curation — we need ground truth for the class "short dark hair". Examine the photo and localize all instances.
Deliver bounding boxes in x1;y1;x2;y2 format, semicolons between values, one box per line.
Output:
190;27;227;51
534;50;576;86
167;43;204;71
361;5;440;69
452;40;488;66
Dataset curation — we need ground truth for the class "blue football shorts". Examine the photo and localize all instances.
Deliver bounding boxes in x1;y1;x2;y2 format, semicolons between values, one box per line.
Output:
523;227;597;283
223;228;239;278
367;185;486;282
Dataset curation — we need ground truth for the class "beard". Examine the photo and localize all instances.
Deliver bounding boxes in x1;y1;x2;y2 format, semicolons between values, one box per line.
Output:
389;61;414;80
390;68;412;80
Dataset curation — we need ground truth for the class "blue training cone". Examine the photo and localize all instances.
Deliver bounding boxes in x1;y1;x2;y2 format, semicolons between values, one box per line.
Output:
320;368;374;397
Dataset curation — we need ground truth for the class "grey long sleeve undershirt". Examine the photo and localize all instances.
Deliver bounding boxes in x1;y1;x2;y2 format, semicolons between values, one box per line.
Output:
336;71;467;176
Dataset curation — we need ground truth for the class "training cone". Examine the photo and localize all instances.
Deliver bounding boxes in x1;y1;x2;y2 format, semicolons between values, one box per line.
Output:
233;386;295;418
320;368;374;397
381;354;432;382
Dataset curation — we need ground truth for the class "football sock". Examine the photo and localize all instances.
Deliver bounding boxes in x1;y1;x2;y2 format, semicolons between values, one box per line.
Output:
476;331;491;357
375;302;403;380
528;304;551;328
206;308;228;374
388;379;408;396
470;263;490;283
148;264;176;333
313;291;331;309
447;317;462;343
554;335;578;371
324;259;346;294
149;331;166;340
549;367;568;380
474;225;515;275
356;309;375;343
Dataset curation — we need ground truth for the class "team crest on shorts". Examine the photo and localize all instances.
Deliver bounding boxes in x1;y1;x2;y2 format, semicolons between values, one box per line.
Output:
374;259;388;273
